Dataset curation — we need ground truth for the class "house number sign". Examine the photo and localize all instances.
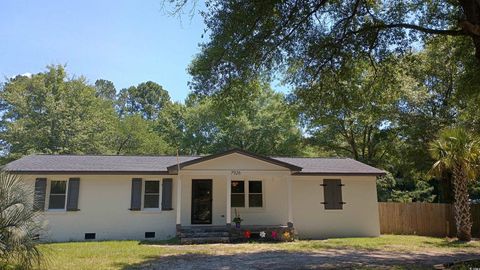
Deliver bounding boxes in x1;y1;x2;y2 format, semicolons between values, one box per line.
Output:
231;170;241;175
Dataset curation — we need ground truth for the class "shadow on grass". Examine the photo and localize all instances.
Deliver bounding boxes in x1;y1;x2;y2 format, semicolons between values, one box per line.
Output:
422;239;478;249
112;249;480;270
138;237;294;247
448;259;480;270
138;237;181;246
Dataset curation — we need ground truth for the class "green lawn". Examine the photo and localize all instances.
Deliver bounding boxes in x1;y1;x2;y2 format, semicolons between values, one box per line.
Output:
34;235;480;270
280;234;480;252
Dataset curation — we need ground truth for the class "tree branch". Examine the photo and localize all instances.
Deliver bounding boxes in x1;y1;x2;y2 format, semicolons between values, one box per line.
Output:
356;23;467;36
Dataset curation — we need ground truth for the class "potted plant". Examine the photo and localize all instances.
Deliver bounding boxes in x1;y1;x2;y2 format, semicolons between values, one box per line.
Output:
233;208;243;229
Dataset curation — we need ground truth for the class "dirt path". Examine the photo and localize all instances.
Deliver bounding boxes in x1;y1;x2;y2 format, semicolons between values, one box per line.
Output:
124;246;480;269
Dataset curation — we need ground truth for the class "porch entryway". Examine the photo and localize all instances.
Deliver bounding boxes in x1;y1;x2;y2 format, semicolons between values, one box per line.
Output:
172;149;298;244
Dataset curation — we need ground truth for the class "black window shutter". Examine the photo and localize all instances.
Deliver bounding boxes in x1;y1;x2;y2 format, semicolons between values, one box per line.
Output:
333;180;344;209
161;178;173;210
322;179;344;210
34;178;47;211
66;178;80;211
130;178;142;211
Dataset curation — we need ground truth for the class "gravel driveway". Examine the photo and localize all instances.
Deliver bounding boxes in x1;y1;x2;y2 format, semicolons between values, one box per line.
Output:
123;246;480;269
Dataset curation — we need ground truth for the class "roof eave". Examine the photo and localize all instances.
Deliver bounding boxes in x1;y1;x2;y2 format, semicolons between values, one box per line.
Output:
292;171;386;176
7;170;172;175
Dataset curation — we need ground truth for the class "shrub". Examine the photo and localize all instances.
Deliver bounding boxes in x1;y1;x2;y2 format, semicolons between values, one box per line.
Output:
0;172;42;269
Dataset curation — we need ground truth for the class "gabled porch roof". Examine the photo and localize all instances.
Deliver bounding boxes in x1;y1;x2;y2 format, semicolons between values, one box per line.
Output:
166;148;302;174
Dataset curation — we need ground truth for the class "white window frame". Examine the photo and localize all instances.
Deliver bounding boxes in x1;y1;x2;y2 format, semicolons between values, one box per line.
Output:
47;179;69;212
230;179;264;209
231;180;246;208
247;180;264;208
142;179;162;211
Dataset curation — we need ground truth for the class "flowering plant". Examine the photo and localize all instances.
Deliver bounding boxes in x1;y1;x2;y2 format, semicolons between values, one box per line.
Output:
244;230;251;238
232;208;243;224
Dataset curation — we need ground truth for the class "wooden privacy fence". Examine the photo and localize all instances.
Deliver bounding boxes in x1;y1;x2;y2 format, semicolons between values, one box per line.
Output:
378;202;480;237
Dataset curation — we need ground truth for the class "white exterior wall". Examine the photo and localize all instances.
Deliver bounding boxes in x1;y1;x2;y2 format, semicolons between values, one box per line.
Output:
17;153;380;242
292;175;380;238
20;174;178;242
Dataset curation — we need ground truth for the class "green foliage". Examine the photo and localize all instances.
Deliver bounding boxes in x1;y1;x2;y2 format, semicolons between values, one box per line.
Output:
376;173;397;202
377;172;436;202
429;127;480;240
178;96;218;155
429;127;480;181
113;115;174;155
159;80;304;156
156;102;187;150
295;57;410;165
0;172;42;269
209;80;303;155
117;81;171;120
184;0;478;95
0;65;117;157
94;79;117;101
390;180;436;203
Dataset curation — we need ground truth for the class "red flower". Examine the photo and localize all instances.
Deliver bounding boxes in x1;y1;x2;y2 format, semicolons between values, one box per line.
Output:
271;231;278;239
244;230;251;238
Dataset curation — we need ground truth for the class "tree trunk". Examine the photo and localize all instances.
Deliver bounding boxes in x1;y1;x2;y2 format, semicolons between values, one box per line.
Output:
439;170;454;203
452;164;472;241
459;0;480;62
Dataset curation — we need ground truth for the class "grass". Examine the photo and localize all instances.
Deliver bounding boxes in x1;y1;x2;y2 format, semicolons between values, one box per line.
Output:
280;234;480;252
37;240;201;270
34;235;480;270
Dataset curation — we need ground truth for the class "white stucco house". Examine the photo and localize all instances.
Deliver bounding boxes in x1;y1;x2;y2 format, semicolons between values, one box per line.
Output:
5;149;384;243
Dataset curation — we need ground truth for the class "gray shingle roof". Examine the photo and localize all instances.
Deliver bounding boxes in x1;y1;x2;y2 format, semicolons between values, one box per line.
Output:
5;153;385;175
274;157;384;174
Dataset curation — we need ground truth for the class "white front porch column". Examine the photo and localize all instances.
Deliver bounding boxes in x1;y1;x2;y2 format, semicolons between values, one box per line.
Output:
287;175;293;227
226;174;232;226
176;175;182;229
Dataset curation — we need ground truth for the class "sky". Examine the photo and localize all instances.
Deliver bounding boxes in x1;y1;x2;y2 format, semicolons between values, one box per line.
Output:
0;0;206;102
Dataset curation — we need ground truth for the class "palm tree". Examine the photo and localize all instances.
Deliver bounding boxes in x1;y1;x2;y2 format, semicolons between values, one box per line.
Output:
429;127;480;241
0;171;42;269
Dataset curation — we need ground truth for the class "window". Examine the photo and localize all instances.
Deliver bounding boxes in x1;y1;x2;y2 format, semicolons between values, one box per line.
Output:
322;179;344;210
48;181;67;209
231;181;245;207
230;180;263;208
144;181;160;208
248;181;263;208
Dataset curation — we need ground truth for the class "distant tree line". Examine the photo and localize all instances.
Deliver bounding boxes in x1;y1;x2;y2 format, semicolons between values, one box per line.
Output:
0;65;303;159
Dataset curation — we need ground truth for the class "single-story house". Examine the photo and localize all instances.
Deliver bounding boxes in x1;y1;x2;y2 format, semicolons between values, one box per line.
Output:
5;149;384;242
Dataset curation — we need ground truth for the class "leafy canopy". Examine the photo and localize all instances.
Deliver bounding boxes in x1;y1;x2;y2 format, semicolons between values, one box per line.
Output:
429;127;480;181
0;65;117;158
177;0;480;95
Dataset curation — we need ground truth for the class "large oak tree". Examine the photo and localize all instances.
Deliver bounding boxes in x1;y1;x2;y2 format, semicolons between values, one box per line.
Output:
170;0;480;94
0;66;117;158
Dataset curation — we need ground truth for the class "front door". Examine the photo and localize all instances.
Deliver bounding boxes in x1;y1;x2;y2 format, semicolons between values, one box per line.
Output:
191;179;212;224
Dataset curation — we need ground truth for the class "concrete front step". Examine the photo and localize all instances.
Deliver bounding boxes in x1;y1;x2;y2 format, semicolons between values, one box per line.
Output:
180;232;230;238
180;227;229;233
179;226;232;244
180;236;230;244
